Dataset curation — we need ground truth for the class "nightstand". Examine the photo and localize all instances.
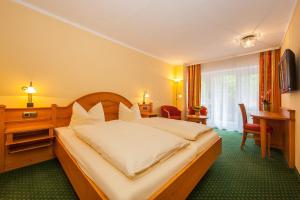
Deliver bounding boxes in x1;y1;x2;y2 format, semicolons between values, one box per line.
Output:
141;112;158;118
138;103;158;118
138;103;153;113
0;105;55;172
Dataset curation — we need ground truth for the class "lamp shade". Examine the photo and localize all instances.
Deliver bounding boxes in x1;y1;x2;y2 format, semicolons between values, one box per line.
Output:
24;86;36;94
22;81;36;94
173;78;182;83
142;91;149;104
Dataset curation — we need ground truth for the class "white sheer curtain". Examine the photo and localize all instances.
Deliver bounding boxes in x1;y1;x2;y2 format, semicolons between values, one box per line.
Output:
201;54;259;131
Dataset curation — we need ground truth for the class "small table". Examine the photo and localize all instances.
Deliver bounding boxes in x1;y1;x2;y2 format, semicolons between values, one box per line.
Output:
187;115;208;125
141;112;158;118
250;110;295;168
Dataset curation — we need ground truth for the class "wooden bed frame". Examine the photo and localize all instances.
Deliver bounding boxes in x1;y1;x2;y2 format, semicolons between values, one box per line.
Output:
53;92;222;200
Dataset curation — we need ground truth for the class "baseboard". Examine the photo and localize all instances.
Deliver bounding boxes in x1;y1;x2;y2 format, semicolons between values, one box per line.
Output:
295;166;300;180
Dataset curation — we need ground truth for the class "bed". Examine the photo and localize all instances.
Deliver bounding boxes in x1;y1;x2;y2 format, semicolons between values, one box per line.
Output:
53;92;222;200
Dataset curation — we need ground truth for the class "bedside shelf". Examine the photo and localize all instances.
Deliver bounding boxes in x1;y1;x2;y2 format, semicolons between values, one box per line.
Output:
5;127;54;154
0;106;56;172
4;117;52;124
5;124;53;134
5;135;54;146
8;141;52;154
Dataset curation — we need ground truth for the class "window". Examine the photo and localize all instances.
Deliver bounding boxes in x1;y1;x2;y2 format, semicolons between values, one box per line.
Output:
201;54;259;131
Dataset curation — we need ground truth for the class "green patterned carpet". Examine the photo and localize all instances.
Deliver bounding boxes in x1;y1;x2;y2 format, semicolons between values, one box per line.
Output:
0;129;300;200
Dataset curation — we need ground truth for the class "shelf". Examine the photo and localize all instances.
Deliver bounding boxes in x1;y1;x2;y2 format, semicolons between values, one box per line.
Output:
5;124;53;134
8;141;52;154
4;117;52;123
6;135;54;146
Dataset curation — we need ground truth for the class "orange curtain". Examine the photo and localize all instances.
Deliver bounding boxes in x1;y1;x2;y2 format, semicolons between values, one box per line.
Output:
187;64;201;108
259;49;281;112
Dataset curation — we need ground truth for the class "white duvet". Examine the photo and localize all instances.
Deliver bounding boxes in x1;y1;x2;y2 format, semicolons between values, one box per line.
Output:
73;120;188;178
134;117;213;141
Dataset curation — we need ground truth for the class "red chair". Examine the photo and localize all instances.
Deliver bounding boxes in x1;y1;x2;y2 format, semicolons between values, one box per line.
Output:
161;105;182;120
188;107;196;115
239;104;272;157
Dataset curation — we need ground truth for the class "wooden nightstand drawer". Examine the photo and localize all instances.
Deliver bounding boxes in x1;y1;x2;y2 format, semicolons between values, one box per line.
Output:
141;112;158;118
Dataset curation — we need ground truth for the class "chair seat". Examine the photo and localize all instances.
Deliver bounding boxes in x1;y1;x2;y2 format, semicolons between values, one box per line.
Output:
244;123;273;133
170;116;181;120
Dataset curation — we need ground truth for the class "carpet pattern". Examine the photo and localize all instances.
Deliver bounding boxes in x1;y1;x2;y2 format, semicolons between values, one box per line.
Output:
0;129;299;200
0;159;77;200
188;129;300;200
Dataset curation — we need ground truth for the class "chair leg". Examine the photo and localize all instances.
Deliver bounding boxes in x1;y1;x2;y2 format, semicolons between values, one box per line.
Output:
267;133;271;157
240;132;247;150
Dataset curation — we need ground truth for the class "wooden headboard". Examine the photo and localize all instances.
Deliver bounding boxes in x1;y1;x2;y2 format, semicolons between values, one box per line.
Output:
55;92;132;127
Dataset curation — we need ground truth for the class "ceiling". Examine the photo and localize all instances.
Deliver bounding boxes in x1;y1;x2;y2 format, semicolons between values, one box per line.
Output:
16;0;297;65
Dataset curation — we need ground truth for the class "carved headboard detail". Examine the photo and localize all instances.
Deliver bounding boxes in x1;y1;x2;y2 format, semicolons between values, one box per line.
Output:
55;92;133;127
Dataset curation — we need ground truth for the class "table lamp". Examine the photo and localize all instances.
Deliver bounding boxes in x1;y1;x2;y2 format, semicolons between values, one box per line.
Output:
22;81;36;107
142;91;149;104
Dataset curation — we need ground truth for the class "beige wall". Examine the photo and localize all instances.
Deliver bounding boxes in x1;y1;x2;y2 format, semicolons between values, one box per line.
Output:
281;0;300;171
0;0;175;110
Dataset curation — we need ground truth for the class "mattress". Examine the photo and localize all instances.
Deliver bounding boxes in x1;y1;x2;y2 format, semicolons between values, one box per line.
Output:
55;127;219;200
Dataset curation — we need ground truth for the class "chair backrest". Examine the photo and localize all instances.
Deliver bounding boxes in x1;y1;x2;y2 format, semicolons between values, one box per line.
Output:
239;104;248;126
161;105;181;116
161;105;178;112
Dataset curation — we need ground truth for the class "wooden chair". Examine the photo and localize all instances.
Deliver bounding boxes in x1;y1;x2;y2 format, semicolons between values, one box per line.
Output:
239;104;272;157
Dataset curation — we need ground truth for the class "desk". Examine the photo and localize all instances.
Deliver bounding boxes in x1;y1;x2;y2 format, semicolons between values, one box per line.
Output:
251;108;295;168
187;115;208;125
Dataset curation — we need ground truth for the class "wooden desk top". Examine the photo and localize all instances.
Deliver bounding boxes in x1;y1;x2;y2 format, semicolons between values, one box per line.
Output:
187;115;208;119
250;111;289;121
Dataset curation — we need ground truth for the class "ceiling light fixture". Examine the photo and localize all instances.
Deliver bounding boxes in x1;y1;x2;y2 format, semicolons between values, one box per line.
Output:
240;34;258;48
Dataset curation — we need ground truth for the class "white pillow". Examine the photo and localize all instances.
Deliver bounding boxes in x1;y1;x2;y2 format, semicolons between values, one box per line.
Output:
131;103;142;119
119;103;141;121
69;102;105;127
